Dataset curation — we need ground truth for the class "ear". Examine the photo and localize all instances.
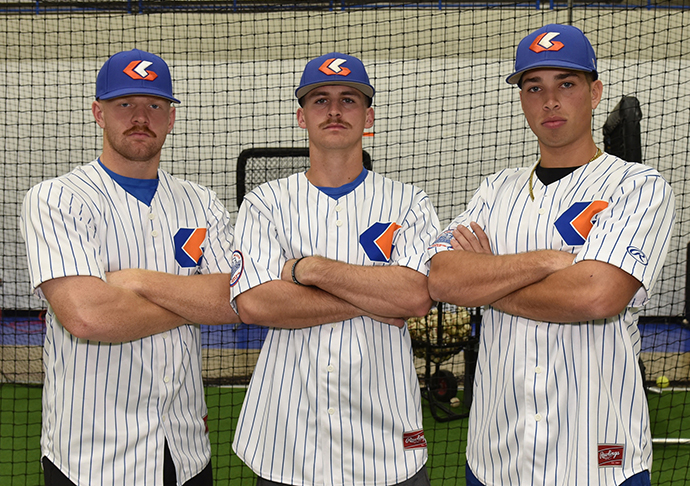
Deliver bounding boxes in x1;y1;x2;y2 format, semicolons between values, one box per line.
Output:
296;107;307;129
168;105;176;134
591;79;603;110
92;100;106;129
364;107;374;129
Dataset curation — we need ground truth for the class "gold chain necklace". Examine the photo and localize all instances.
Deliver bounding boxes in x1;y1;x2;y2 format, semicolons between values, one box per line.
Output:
528;147;602;201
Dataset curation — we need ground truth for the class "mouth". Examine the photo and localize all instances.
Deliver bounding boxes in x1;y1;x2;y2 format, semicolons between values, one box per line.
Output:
125;128;156;138
321;120;350;130
542;117;566;129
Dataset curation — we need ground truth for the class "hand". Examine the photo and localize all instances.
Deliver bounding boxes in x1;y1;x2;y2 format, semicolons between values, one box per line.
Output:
450;222;492;254
106;268;145;295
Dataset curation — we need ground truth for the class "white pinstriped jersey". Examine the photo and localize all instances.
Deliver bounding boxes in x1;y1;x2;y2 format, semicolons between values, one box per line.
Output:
21;159;235;486
230;169;440;486
427;153;675;486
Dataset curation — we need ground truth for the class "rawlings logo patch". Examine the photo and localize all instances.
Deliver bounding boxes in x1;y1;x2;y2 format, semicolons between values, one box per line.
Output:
598;444;624;467
403;429;427;450
627;245;649;265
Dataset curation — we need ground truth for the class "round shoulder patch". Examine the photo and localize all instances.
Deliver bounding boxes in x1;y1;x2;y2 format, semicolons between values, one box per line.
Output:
230;250;244;287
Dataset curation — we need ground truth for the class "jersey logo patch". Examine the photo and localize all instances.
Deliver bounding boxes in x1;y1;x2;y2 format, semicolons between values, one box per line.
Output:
598;444;624;467
174;228;207;268
230;250;244;287
403;429;427;450
123;60;158;81
554;200;608;246
360;222;402;262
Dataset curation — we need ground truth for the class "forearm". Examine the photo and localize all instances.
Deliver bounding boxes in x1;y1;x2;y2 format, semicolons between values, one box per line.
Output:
107;269;239;325
41;275;188;342
235;280;387;328
428;249;575;308
493;260;642;322
290;256;432;318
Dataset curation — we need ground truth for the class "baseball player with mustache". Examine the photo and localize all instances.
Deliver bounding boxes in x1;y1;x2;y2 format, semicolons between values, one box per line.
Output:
230;53;441;486
21;49;239;486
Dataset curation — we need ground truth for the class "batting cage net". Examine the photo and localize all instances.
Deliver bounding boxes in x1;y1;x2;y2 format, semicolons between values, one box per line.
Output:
1;1;689;484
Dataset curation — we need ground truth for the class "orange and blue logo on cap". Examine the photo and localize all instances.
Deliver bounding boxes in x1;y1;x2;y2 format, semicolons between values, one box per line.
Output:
529;32;565;53
360;222;402;262
554;200;608;245
123;60;158;81
174;227;207;267
318;58;351;77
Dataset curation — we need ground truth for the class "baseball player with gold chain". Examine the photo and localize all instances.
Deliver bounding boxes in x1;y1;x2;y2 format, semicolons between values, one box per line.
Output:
427;25;675;486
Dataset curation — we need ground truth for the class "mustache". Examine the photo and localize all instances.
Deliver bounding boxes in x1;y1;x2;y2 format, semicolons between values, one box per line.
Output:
319;118;351;130
124;126;157;138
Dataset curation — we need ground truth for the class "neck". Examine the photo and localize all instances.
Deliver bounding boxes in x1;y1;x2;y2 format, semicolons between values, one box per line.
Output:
538;140;601;168
305;145;365;187
99;150;160;180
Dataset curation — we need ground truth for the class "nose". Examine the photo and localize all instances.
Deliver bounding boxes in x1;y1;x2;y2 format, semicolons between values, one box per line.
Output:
328;103;341;118
543;90;560;111
131;105;150;125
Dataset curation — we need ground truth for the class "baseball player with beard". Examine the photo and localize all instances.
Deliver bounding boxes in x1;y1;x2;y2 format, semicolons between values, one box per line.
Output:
21;49;239;486
230;53;441;486
427;25;675;486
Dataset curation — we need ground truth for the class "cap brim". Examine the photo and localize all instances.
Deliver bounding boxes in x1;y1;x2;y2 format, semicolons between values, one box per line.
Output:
97;88;181;104
506;61;598;85
295;81;374;100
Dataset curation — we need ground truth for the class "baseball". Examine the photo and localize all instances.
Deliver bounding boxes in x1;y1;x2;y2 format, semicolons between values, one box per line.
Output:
449;397;461;408
656;375;670;388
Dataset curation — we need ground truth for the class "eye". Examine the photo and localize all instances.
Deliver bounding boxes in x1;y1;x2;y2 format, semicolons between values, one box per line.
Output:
561;81;574;89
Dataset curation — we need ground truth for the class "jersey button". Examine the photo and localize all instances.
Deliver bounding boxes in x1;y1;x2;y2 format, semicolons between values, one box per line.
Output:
534;413;543;422
327;365;335;372
534;366;542;374
335;220;343;227
328;408;336;415
538;208;546;215
151;230;159;237
335;205;342;212
164;376;171;383
148;213;156;220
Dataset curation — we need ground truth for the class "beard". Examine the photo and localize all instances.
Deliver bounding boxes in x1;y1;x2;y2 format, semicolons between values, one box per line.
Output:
104;126;166;163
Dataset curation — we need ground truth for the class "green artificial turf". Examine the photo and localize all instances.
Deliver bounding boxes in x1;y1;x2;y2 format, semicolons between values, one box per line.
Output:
2;384;688;485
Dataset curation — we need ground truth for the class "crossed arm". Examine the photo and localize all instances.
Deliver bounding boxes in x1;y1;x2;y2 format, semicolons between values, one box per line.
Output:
428;222;642;323
41;270;239;343
235;256;432;329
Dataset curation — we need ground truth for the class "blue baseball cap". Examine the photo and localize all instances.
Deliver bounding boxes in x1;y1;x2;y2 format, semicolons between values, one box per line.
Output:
506;24;598;86
295;52;375;101
96;49;180;103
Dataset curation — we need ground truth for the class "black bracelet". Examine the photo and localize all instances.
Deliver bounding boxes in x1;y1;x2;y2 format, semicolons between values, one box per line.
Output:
291;257;307;286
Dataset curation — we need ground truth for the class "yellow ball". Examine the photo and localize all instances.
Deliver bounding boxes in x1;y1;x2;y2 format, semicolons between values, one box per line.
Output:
656;376;670;388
